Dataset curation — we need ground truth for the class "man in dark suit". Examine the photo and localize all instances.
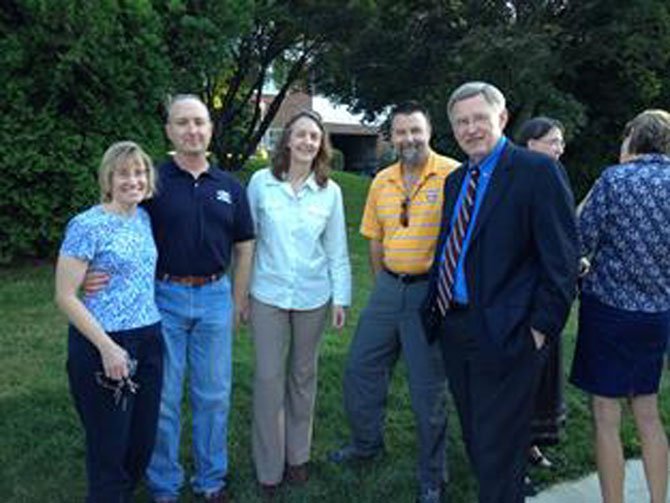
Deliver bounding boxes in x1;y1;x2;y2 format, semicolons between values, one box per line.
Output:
422;82;578;502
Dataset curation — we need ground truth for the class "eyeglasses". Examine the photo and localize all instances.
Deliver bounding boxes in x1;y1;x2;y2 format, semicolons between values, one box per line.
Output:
400;197;410;227
452;113;492;131
537;138;565;148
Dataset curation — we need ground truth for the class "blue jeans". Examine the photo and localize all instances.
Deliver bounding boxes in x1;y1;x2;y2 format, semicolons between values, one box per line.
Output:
146;277;233;499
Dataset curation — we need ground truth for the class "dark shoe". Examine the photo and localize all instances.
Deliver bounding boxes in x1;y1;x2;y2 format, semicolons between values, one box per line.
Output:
416;487;442;503
258;482;281;501
204;487;230;503
328;444;380;464
285;463;309;485
153;497;178;503
523;475;537;497
529;446;553;469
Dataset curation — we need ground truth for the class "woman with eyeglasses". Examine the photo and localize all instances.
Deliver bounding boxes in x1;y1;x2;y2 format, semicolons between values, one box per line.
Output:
519;117;566;162
55;141;163;502
516;117;568;493
246;111;351;499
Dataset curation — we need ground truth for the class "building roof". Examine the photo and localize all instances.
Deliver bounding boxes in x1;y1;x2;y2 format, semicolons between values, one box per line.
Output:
324;122;378;136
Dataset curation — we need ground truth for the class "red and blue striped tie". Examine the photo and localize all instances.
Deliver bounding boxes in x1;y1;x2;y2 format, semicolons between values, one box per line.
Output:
437;167;481;315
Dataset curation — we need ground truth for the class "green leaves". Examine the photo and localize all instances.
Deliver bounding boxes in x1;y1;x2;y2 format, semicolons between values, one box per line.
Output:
316;0;670;198
0;0;167;263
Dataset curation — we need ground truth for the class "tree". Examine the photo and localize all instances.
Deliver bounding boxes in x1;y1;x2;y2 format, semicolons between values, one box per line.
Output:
315;0;584;159
316;0;670;197
158;0;375;170
1;0;378;261
0;0;170;262
557;0;670;192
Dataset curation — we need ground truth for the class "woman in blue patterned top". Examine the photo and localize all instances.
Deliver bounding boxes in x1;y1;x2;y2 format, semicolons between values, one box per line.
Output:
55;141;163;503
570;110;670;503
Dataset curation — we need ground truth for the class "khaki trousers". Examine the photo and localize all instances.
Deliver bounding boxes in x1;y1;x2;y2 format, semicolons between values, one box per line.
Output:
250;296;329;484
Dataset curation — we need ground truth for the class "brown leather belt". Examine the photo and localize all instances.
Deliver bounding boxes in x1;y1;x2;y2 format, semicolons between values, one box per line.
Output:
158;271;225;287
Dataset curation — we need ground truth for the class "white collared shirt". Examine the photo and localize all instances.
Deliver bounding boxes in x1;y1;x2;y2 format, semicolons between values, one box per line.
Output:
247;168;351;310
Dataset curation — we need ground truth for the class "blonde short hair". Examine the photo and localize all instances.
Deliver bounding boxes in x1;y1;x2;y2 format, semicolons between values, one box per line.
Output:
98;141;156;203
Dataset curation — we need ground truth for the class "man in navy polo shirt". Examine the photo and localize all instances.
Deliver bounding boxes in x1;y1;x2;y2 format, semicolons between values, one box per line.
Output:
144;95;255;503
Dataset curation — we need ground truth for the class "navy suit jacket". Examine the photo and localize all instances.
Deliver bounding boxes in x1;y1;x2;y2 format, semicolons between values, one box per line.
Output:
422;142;578;350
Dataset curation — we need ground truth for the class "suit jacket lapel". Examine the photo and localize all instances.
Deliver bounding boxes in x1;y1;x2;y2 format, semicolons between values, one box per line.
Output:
470;144;515;242
444;168;466;218
439;167;467;249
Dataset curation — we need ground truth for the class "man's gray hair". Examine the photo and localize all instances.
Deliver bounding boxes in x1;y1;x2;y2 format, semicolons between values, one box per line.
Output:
447;81;506;120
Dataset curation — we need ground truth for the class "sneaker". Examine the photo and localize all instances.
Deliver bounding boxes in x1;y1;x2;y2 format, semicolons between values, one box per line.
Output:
416;487;442;503
528;446;553;469
328;444;380;464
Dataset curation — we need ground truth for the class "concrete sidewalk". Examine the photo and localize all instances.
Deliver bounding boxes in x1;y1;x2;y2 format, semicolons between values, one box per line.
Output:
528;459;661;502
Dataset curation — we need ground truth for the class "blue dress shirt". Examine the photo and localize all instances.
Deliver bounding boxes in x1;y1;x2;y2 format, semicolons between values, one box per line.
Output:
443;137;508;304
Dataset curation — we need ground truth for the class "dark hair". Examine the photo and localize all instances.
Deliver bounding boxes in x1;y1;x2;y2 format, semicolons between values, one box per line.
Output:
516;117;565;146
271;110;332;188
622;109;670;155
390;101;432;127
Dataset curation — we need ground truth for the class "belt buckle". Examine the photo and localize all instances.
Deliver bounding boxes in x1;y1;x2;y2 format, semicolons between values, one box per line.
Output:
190;276;206;287
192;273;220;287
397;273;411;283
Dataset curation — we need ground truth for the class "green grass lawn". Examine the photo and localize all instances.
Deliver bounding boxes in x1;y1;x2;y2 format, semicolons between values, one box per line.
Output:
1;170;669;502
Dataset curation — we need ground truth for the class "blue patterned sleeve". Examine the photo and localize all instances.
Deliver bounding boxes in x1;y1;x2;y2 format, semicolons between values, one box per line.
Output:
578;174;609;257
59;214;96;261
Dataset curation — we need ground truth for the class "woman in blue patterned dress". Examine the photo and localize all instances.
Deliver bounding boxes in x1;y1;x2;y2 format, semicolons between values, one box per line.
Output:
570;110;670;503
55;141;163;503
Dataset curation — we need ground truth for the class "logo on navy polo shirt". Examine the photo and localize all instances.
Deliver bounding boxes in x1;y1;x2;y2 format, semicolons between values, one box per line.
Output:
216;190;232;204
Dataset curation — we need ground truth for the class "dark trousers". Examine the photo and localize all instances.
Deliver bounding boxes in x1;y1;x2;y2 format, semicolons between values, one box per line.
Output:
67;323;163;503
440;314;545;503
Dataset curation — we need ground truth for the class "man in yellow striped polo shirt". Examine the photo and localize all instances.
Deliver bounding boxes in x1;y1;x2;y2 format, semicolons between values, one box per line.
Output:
330;101;459;503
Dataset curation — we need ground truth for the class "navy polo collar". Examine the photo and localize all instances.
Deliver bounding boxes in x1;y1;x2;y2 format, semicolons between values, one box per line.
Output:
164;159;227;181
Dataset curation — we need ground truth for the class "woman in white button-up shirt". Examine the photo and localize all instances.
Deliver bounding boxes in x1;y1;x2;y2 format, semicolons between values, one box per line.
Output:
246;111;352;497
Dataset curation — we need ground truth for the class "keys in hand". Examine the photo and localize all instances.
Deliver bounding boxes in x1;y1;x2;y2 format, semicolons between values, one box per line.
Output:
94;357;140;411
